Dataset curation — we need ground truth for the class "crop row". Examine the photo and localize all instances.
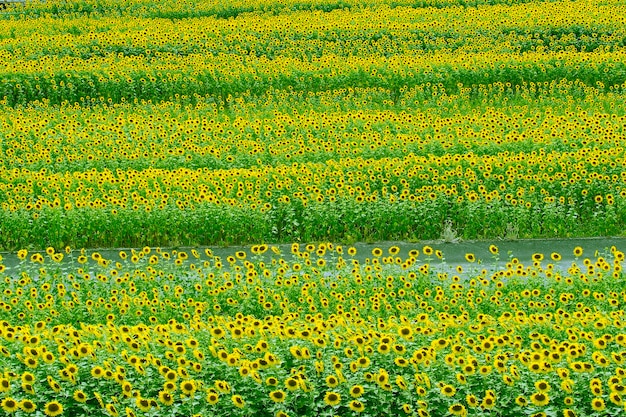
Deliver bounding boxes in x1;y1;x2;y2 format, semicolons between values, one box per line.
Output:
0;146;624;247
1;49;625;107
3;0;583;20
3;2;625;59
0;83;624;172
1;1;626;106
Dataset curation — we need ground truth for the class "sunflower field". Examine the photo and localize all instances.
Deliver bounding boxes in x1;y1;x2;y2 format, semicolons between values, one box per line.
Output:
1;0;626;416
0;243;625;417
0;0;626;248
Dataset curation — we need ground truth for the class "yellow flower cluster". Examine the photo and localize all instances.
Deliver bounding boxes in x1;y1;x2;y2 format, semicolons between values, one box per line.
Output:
0;0;625;247
0;243;624;417
0;142;623;210
6;0;626;61
0;95;625;247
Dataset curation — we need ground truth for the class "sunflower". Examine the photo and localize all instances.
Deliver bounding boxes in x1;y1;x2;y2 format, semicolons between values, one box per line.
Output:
349;385;364;398
349;400;365;413
550;252;562;261
44;401;64;417
398;326;413;339
481;394;496;409
396;375;409;390
530;392;550;406
163;381;176;392
215;380;231;393
449;403;466;416
73;390;88;402
94;392;105;408
206;391;219;405
394;357;409;367
465;253;476;263
377;343;390;354
2;398;19;413
180;380;198;396
488;245;499;255
455;373;466;385
463;364;476;375
376;371;389;386
135;397;152;412
91;366;105;378
21;372;35;384
211;327;225;339
573;246;583;257
591;397;605;411
42;351;55;364
121;381;133;397
231;395;245;409
389;246;400;255
356;356;370;367
372;248;383;257
285;377;300;391
324;391;341;406
46;376;61;393
441;384;456;397
325;375;339;388
269;390;286;403
534;380;551;392
158;391;174;406
24;357;38;368
19;399;36;413
105;404;119;417
502;375;515;387
609;392;622;406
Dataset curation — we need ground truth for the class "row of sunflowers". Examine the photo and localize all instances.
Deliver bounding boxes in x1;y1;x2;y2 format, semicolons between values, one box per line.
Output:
0;243;624;416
